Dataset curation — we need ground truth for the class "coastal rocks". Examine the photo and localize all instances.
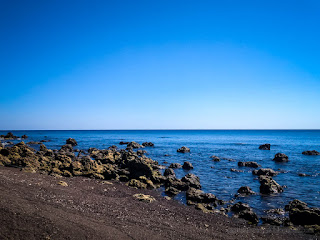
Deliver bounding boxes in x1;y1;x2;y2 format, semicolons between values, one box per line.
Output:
238;161;260;168
66;138;78;146
302;150;320;156
58;181;68;187
119;141;129;145
177;146;190;153
0;132;18;139
127;179;147;189
230;168;244;173
142;142;154;147
186;188;218;206
231;202;258;224
210;155;220;162
169;163;182;169
259;144;270;150
285;199;320;226
127;142;143;148
165;186;181;196
273;153;289;162
252;168;278;177
182;161;193;170
60;144;73;153
259;176;284;194
133;193;155;203
181;173;201;189
237;186;255;195
164;168;175;177
164;177;188;191
21;135;28;139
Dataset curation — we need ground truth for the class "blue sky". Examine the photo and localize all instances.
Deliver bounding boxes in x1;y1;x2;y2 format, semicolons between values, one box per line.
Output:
1;0;319;129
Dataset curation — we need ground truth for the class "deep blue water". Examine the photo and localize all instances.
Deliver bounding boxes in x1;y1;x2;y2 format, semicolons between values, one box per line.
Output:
1;130;320;215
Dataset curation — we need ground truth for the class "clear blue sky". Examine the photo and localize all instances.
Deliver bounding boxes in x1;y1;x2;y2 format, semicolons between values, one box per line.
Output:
1;0;319;130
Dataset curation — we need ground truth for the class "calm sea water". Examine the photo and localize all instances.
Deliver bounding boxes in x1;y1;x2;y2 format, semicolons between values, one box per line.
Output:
1;130;320;215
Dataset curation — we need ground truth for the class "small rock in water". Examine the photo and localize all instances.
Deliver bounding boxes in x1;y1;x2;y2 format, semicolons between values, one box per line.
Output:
142;142;154;147
182;161;194;170
238;161;260;168
273;153;289;162
177;146;190;153
210;155;220;162
302;150;320;156
169;163;182;169
237;186;255;195
259;144;271;150
66;138;78;146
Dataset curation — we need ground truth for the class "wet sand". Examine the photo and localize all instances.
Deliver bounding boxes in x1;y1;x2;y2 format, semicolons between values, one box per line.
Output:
0;166;313;240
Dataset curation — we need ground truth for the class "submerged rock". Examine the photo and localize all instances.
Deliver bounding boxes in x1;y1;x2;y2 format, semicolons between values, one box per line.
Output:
259;144;270;150
252;168;278;177
237;186;255;195
273;153;289;162
238;161;260;168
259;176;284;194
177;146;190;153
302;150;320;156
169;163;182;169
210;155;220;162
182;161;193;170
142;142;154;147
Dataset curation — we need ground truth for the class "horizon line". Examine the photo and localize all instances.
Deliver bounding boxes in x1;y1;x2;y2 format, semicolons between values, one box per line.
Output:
1;129;320;131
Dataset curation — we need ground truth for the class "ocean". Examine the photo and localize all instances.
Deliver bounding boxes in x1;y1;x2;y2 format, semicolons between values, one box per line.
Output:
1;130;319;215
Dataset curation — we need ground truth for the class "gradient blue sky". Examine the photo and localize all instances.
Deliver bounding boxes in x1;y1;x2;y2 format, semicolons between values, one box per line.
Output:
1;0;319;130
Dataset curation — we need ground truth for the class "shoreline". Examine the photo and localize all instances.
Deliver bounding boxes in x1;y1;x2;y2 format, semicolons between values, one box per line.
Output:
0;166;312;240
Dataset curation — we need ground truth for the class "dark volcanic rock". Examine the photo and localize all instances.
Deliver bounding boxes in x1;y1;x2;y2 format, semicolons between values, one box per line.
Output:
60;144;73;153
186;188;217;205
285;200;320;226
177;146;190;153
21;135;28;139
237;186;255;195
127;142;143;149
40;139;50;142
259;144;270;150
259;176;284;194
119;141;129;145
252;168;278;177
164;168;176;177
66;138;78;146
182;161;193;170
273;153;289;162
302;150;320;156
181;173;201;189
142;142;154;147
1;132;18;139
165;186;180;196
210;155;220;162
230;168;244;173
238;161;260;168
231;202;258;224
169;163;182;169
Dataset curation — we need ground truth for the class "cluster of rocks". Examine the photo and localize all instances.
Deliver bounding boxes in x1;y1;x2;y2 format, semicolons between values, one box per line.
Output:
0;139;165;190
302;150;320;156
0;132;28;140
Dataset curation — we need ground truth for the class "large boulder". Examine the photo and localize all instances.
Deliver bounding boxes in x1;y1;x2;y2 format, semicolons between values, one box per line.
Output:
273;153;289;162
231;202;258;224
181;173;201;189
66;138;78;146
259;144;270;150
285;200;320;226
186;188;217;205
238;161;260;168
259;176;284;194
177;146;190;153
182;161;193;170
302;150;320;156
252;168;278;177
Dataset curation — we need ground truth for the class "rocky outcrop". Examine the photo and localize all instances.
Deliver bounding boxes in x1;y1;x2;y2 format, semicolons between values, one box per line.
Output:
164;168;175;177
273;153;289;162
259;176;284;194
210;155;220;162
21;135;28;139
285;199;320;226
66;138;78;146
181;173;201;189
177;146;190;153
142;142;154;147
0;132;18;139
259;144;270;150
238;161;260;168
127;142;143;148
252;168;278;177
182;161;193;170
186;188;218;205
237;186;255;195
231;202;258;224
302;150;320;156
169;163;182;168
